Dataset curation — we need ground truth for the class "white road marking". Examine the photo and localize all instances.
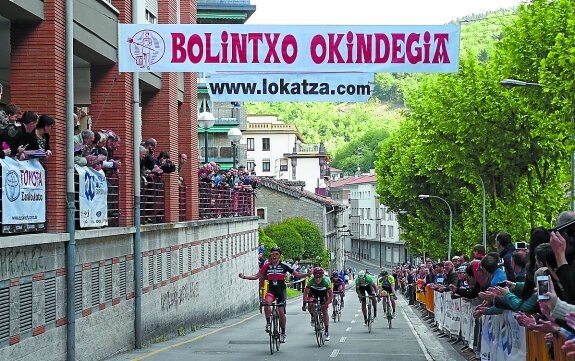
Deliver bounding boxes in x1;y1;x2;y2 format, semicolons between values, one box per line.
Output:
402;308;433;361
346;327;352;332
350;320;356;324
339;336;347;343
330;349;340;358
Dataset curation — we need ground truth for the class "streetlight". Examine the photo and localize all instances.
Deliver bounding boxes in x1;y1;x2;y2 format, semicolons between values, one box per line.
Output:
278;208;283;222
198;99;215;165
227;127;242;168
501;78;575;212
418;194;453;260
370;217;382;267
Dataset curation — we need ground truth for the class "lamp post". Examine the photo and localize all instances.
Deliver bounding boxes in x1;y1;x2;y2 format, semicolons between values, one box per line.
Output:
227;127;242;168
335;225;351;270
419;194;453;260
198;100;215;164
501;78;575;212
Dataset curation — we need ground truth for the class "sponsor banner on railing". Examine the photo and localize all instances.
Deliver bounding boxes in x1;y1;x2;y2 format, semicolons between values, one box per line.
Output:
118;24;460;73
206;72;374;102
0;158;45;225
480;312;526;361
75;165;108;228
460;300;474;347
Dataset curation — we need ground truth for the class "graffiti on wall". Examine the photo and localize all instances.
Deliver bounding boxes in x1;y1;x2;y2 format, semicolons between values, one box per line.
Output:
0;245;45;279
160;280;199;312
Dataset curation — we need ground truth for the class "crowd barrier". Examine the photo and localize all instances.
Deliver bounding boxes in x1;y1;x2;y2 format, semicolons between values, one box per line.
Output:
415;285;575;361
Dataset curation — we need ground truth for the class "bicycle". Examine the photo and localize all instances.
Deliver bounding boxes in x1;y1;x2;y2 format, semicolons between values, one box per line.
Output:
263;299;283;354
359;295;376;333
382;294;393;329
305;298;325;347
332;292;342;323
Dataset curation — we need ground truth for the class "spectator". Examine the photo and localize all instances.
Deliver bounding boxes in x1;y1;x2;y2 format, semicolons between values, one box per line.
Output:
101;129;121;170
4;103;22;126
495;231;516;281
479;253;507;287
8;111;39;160
443;261;458;287
74;129;94;166
158;151;176;174
511;249;528;282
23;114;54;159
472;244;486;260
551;211;575;304
178;153;188;174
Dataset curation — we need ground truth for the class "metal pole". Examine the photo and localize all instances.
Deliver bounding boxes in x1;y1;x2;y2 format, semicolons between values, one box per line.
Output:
204;131;208;164
65;1;76;359
479;176;487;251
378;219;382;268
132;0;143;350
430;196;453;260
232;142;236;168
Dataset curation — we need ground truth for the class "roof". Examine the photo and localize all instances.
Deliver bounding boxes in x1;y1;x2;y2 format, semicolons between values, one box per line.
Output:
258;177;346;209
330;174;377;188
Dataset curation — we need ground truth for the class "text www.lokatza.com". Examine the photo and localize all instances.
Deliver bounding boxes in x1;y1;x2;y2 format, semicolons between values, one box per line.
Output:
209;78;372;96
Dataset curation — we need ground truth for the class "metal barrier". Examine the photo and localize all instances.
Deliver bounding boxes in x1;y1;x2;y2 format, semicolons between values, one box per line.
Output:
140;173;165;224
179;179;187;221
198;182;255;219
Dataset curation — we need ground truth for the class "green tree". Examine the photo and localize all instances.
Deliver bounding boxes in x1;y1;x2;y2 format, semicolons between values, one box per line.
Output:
263;223;304;260
258;228;276;259
282;218;324;260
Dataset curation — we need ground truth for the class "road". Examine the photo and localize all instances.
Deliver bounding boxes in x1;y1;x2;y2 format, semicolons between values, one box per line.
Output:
105;259;466;361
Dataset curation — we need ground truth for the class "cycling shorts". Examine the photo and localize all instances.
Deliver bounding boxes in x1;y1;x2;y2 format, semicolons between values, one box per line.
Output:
307;288;328;304
379;287;394;296
357;285;375;298
265;282;287;305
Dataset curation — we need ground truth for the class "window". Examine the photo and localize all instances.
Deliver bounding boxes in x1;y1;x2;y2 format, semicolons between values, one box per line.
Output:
145;9;157;24
262;138;270;151
262;161;271;172
247;161;256;172
247;138;255;151
280;158;288;172
256;208;265;219
388;225;394;238
382;226;387;238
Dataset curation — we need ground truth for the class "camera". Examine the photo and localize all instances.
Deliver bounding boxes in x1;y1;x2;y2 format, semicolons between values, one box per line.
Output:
148;148;154;155
497;281;507;287
515;242;527;249
536;275;550;300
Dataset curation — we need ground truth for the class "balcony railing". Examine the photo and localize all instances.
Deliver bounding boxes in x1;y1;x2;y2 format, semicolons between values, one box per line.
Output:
198;182;255;219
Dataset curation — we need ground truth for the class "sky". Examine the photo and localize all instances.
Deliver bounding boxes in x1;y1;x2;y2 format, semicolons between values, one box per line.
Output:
247;0;526;25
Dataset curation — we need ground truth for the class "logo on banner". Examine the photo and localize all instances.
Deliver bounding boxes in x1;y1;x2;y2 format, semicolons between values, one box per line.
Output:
4;170;20;202
84;172;95;201
127;30;166;70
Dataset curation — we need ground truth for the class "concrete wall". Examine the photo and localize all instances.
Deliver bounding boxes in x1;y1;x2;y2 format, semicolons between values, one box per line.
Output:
255;186;325;229
0;217;260;361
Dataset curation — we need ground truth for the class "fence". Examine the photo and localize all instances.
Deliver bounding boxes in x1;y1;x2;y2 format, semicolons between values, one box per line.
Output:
198;182;255;219
415;285;575;361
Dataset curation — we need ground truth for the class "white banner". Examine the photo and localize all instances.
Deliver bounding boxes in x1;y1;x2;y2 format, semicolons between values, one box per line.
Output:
1;158;45;225
460;300;473;344
207;72;374;102
480;311;527;361
75;165;108;228
118;24;460;73
450;297;461;336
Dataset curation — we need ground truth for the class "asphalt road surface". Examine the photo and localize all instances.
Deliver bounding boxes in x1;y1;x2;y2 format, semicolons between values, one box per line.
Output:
105;259;466;361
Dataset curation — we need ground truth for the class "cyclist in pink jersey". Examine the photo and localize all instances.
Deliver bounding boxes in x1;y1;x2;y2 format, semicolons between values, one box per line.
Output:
240;246;308;342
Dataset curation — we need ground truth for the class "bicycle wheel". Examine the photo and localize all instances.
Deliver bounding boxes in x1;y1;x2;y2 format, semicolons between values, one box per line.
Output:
367;303;372;333
319;310;325;345
387;300;393;329
273;308;281;351
332;298;338;322
269;312;275;355
337;302;341;322
315;311;322;347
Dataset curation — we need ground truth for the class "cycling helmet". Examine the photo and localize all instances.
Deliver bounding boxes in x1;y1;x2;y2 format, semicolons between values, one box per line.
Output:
382;270;388;276
270;246;282;254
358;270;366;278
313;267;324;277
331;271;339;278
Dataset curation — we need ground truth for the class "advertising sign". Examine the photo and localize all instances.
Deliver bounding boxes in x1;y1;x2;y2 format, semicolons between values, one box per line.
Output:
0;158;45;227
118;24;460;73
75;165;108;228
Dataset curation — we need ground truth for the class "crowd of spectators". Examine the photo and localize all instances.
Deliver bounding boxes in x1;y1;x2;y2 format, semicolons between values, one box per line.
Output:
401;211;575;359
198;162;258;189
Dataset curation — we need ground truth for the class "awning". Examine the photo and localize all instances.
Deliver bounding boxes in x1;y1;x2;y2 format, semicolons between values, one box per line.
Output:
198;126;234;133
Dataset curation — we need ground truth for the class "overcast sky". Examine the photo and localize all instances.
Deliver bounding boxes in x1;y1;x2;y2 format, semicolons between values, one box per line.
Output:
247;0;526;25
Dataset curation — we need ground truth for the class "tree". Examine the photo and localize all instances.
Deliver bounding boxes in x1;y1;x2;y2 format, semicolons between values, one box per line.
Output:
282;218;324;260
258;228;275;259
263;223;304;260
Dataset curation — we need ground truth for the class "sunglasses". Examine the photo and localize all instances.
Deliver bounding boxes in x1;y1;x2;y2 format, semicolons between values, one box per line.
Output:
271;252;280;256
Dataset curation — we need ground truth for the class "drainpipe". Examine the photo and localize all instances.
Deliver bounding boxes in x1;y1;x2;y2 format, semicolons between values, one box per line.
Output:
65;0;76;360
132;0;143;349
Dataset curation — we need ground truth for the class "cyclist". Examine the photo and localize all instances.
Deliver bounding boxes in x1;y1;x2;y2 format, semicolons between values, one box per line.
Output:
378;270;396;318
239;246;308;343
330;271;345;308
302;267;334;341
355;270;379;324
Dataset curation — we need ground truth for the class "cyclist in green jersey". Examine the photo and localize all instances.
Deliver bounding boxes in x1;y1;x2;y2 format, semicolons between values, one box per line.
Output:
355;270;379;324
302;267;334;341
